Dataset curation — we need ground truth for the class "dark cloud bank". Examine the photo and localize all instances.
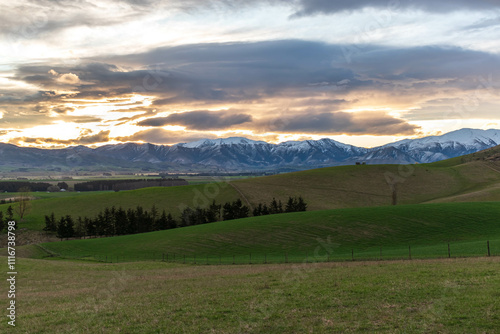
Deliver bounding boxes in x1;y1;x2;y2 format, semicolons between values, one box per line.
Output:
5;39;500;144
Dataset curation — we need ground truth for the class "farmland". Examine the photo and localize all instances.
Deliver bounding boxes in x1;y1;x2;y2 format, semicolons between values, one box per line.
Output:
20;202;500;264
2;148;500;333
4;256;499;333
3;148;500;232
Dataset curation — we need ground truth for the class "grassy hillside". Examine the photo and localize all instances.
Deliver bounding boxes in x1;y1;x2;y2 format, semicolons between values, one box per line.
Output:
37;202;500;263
4;183;239;230
232;159;500;211
5;146;500;231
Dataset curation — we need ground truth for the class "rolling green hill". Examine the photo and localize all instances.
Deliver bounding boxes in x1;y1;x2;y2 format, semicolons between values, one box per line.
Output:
5;183;239;230
5;146;500;231
36;202;500;263
231;157;500;211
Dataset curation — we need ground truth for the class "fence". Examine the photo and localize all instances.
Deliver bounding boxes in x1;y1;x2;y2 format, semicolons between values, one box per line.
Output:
44;239;499;264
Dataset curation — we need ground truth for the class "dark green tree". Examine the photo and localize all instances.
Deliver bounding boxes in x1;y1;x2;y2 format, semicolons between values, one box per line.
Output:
6;205;14;222
180;207;195;227
84;217;95;238
157;210;168;230
126;208;138;234
43;212;57;232
56;215;74;240
296;196;307;211
114;207;128;235
222;202;234;221
261;203;270;215
56;217;65;241
228;199;249;220
269;198;279;214
253;203;263;217
285;196;296;212
74;217;86;239
206;200;221;223
166;213;177;229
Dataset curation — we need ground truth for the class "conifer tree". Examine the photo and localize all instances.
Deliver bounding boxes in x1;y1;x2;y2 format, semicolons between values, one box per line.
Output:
166;213;177;229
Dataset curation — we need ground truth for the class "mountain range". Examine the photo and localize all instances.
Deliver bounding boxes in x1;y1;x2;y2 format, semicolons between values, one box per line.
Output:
1;128;499;172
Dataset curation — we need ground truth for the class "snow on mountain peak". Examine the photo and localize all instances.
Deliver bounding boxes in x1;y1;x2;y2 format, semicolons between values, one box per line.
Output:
384;128;500;150
177;137;268;148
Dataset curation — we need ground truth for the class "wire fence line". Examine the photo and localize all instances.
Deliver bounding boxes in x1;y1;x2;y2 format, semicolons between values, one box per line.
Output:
42;239;498;265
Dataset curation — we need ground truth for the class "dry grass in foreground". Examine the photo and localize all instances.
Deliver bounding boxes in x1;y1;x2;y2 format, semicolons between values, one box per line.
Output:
4;256;500;333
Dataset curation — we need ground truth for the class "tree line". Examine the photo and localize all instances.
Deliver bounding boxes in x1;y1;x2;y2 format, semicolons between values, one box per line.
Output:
74;179;188;192
0;206;14;232
43;196;307;240
0;182;51;192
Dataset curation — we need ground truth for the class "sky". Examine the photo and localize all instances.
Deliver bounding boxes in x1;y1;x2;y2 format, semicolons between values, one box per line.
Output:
1;0;500;148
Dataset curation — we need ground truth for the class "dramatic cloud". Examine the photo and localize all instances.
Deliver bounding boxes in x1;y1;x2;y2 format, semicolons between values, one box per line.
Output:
10;130;111;147
293;0;500;17
262;111;418;135
49;70;81;85
115;128;217;145
11;40;500;108
2;0;500;148
138;110;252;130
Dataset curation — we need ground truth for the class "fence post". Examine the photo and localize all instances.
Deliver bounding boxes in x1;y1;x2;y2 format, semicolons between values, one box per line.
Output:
487;240;491;257
351;249;354;261
162;253;165;262
232;255;235;265
265;253;267;264
408;245;411;260
379;247;382;261
448;242;451;258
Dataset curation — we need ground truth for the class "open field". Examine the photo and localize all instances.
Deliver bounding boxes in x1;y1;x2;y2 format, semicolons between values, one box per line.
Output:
232;159;500;211
2;183;240;231
2;151;500;333
0;190;108;201
4;256;499;333
4;148;500;234
29;202;500;264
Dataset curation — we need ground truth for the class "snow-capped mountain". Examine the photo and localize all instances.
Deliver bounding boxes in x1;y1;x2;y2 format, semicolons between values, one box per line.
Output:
1;129;500;171
91;128;500;168
378;128;500;163
177;137;268;149
164;137;367;168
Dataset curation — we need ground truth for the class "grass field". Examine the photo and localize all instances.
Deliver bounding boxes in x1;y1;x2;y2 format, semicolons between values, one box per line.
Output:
0;190;108;201
31;202;500;264
232;160;500;211
4;256;499;333
4;183;240;231
3;148;500;232
3;149;500;333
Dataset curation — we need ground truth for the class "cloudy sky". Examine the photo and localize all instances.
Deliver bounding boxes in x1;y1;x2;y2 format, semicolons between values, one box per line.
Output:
1;0;500;148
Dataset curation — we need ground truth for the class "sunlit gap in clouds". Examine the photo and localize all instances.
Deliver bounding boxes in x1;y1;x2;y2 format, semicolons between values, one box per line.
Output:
67;95;154;119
